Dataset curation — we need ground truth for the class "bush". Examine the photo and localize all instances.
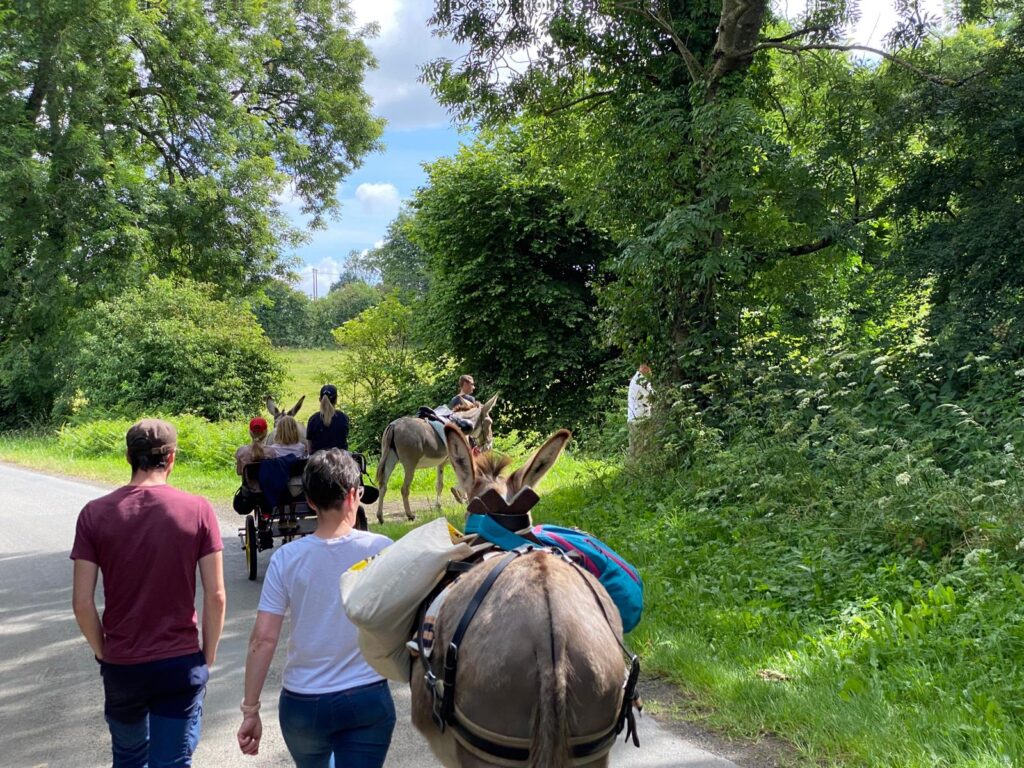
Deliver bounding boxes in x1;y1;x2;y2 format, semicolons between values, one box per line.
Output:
58;276;284;422
58;414;247;473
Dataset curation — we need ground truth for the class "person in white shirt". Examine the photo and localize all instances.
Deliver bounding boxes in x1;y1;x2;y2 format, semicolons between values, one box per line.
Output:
627;364;652;423
237;449;394;767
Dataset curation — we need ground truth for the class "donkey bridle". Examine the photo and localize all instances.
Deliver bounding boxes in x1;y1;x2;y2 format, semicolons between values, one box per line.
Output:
420;547;641;766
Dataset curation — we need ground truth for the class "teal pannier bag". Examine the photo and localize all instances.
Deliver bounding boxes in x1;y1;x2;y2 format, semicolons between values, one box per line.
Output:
465;515;644;633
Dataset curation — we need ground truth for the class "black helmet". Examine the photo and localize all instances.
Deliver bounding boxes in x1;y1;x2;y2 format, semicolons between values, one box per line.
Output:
319;384;338;404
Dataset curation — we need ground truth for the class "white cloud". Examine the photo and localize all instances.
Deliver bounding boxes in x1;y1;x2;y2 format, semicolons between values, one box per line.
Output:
349;0;467;130
354;182;401;215
774;0;947;48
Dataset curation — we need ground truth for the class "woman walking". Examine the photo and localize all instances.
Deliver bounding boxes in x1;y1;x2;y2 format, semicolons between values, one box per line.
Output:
236;449;395;767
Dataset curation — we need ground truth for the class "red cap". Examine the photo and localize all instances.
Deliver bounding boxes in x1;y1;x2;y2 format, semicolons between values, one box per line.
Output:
249;417;268;435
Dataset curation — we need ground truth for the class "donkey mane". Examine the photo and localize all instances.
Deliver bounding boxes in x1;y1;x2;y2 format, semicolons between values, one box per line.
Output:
474;452;512;479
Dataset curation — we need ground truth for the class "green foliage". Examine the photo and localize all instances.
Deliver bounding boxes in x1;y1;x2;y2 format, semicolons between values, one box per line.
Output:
253;280;313;347
409;131;615;432
0;0;382;420
349;210;430;298
59;276;283;421
307;280;382;347
535;338;1024;766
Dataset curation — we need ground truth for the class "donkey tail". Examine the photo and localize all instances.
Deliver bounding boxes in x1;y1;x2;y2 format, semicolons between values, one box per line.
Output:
376;422;396;487
529;576;570;768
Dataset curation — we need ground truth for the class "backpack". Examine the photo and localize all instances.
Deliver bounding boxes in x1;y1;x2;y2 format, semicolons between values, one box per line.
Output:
464;515;644;633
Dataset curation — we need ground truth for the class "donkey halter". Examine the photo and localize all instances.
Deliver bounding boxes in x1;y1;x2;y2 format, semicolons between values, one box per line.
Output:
419;490;641;767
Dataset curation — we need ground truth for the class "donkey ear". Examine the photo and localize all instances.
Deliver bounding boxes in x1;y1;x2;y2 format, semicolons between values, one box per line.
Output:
445;423;476;492
508;429;571;494
266;396;280;417
479;393;499;416
287;395;305;416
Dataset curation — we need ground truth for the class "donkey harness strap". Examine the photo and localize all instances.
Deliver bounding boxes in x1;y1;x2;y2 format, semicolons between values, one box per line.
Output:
424;547;640;765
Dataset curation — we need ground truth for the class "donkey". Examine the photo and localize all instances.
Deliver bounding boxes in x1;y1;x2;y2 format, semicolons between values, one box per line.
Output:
408;425;633;768
265;395;306;445
375;394;497;524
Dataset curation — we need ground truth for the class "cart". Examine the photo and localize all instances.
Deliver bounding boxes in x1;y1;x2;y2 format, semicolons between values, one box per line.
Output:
234;452;377;580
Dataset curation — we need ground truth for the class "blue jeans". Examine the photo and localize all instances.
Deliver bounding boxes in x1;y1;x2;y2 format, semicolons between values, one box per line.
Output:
100;651;209;768
278;680;396;768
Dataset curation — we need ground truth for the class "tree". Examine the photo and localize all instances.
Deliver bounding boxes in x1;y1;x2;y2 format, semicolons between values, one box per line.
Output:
410;131;615;431
331;294;432;406
59;276;283;422
308;280;383;347
0;0;382;422
253;280;313;347
349;210;430;298
422;1;1009;393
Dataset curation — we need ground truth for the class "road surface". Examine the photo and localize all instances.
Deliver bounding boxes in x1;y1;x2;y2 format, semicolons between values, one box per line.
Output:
0;462;738;768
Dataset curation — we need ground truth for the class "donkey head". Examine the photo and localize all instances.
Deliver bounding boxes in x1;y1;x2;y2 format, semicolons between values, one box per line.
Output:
266;395;305;425
445;423;571;506
468;393;498;452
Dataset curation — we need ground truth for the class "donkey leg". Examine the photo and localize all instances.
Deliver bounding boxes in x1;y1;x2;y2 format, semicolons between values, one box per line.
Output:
376;451;398;525
400;461;417;521
434;464;445;508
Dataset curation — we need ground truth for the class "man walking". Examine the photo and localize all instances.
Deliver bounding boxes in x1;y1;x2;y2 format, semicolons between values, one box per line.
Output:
71;419;226;767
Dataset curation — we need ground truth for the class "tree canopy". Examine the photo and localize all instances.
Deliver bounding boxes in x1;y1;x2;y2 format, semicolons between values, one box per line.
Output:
0;0;382;422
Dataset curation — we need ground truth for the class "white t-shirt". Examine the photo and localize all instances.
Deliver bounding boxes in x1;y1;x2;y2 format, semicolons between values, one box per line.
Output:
258;529;392;694
627;371;652;422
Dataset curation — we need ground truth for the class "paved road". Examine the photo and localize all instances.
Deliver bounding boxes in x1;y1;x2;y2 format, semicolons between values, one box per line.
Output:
0;462;737;768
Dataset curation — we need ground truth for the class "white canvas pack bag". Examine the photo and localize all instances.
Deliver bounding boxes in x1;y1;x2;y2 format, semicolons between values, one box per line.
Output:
340;517;478;680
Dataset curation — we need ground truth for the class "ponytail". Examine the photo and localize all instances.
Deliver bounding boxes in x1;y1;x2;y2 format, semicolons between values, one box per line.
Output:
320;393;336;428
250;433;267;461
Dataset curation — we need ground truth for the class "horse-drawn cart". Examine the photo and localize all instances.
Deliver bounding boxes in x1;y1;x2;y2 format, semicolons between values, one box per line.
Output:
234;452;377;580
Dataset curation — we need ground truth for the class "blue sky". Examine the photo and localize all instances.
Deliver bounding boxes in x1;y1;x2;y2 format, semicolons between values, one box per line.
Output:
286;0;469;297
285;0;943;297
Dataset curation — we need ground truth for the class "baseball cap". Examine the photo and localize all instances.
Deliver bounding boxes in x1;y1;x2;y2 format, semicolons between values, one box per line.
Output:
126;419;177;457
319;384;338;403
249;417;268;435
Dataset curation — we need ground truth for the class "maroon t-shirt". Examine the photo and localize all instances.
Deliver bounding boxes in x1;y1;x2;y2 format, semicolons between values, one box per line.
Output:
70;484;223;664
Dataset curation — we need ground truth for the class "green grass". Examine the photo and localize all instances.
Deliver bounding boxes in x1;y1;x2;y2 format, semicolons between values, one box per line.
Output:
274;347;348;409
7;345;1024;766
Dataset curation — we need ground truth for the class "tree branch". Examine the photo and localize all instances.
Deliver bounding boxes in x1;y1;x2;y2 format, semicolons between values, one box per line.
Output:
745;42;964;87
759;25;832;44
541;89;615;116
616;2;705;83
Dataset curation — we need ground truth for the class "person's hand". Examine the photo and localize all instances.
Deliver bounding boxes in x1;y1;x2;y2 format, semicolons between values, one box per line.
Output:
237;714;263;756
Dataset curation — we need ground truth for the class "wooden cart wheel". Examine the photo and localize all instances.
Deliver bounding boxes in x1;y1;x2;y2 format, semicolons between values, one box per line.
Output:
245;513;258;581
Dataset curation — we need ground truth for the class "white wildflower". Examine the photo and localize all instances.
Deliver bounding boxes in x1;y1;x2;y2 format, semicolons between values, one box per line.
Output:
1016;539;1024;552
975;355;990;363
817;405;831;412
798;397;811;409
956;364;972;373
971;495;986;504
874;365;887;376
870;355;889;365
895;472;911;486
897;404;911;411
963;548;992;568
1015;368;1024;378
985;479;1008;488
884;386;899;395
1004;443;1015;454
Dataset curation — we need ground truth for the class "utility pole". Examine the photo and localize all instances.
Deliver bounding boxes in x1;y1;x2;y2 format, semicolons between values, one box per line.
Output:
312;268;318;300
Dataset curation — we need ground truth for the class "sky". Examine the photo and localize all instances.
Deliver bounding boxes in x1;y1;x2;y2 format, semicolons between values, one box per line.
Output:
286;0;945;297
